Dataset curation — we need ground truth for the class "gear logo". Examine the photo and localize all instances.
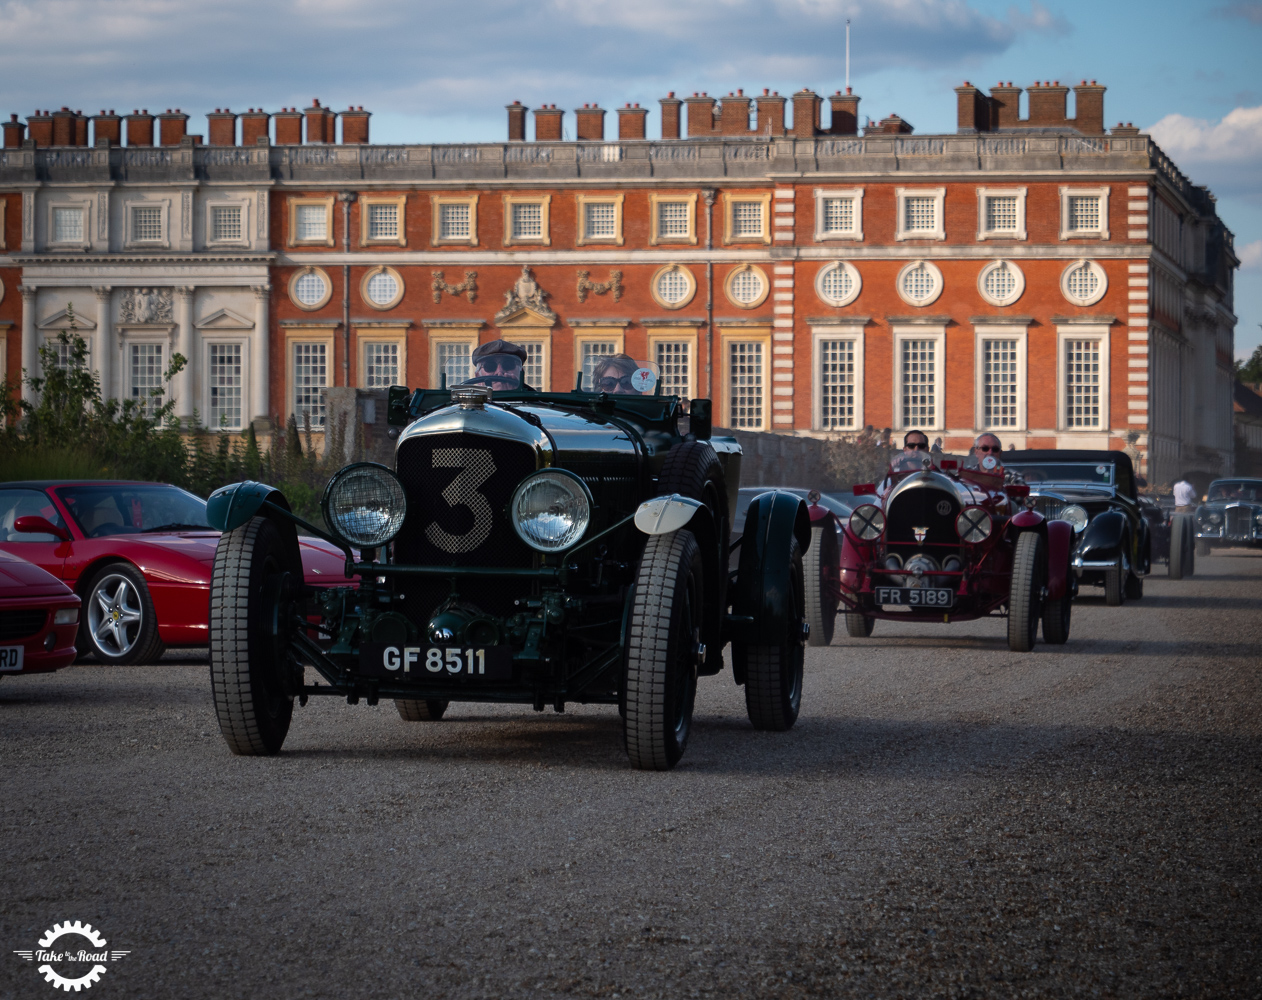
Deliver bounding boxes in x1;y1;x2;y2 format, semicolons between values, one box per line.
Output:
13;920;129;992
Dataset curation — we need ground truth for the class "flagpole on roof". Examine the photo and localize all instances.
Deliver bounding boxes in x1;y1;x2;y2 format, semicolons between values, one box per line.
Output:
846;19;851;91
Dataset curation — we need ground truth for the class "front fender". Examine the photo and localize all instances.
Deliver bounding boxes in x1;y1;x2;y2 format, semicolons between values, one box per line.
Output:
206;481;302;572
729;491;810;649
1046;519;1072;601
1078;510;1127;561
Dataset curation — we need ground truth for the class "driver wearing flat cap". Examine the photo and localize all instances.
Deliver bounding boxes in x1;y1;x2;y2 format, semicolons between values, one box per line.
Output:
467;339;536;392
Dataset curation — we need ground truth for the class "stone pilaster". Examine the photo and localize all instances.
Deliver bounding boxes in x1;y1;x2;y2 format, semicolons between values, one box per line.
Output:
252;284;271;427
94;286;112;400
174;286;195;422
19;285;36;403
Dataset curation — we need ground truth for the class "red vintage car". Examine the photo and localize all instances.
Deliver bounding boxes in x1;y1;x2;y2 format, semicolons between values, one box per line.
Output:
0;548;81;678
836;454;1075;651
0;481;351;665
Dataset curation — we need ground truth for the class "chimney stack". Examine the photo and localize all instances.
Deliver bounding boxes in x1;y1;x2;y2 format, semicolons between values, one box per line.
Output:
533;104;563;141
719;90;752;135
2;114;26;148
1072;80;1106;134
684;92;717;137
506;101;526;141
617;103;648;140
73;111;89;146
659;92;681;139
304;99;335;142
989;82;1022;128
240;109;271;145
125;110;154;146
954;82;991;133
158;109;188;146
26;111;53;147
871;114;913;135
829;88;860;135
791;88;821;138
92;110;121;146
340;106;370;144
207;109;238;146
756;90;786;136
51;107;75;146
574;103;605;141
1027;80;1068;127
274;107;303;144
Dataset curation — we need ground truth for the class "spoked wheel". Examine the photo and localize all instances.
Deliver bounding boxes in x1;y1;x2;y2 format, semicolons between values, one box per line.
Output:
1104;554;1126;607
1008;531;1044;652
803;524;839;647
396;699;449;721
623;529;704;770
737;538;806;731
209;516;300;756
81;563;164;665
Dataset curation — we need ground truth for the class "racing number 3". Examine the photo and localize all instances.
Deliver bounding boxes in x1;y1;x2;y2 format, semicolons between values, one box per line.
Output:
425;448;497;553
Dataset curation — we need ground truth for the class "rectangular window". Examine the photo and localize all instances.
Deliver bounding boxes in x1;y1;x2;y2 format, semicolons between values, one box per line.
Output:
53;207;84;243
985;196;1018;232
295;204;328;242
131;206;163;242
822;198;854;234
211;206;242;242
293;342;327;428
436;341;473;387
49;338;90;371
819;339;856;430
130;344;164;413
728;341;764;430
903;196;936;232
367;203;399;240
364;342;399;389
657;201;690;238
731;201;764;239
1064;339;1101;428
439;203;470;239
901;339;936;427
655;341;691;399
511;202;542;240
1068;196;1100;232
580;341;617;391
584;201;616;239
983;339;1019;428
523;342;545;391
208;344;242;430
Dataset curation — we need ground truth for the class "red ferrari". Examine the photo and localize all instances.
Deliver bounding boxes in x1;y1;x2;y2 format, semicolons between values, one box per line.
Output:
0;481;351;665
0;548;81;677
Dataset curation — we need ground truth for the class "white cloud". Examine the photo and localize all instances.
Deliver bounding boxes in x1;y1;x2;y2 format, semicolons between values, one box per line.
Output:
1239;240;1262;270
1147;105;1262;200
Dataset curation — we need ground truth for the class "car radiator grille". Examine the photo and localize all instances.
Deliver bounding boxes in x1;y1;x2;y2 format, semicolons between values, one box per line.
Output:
0;609;47;641
1226;506;1252;539
394;431;539;622
886;487;960;548
1031;496;1064;520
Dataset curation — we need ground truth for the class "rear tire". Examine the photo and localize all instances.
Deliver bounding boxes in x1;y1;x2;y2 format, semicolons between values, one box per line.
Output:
844;611;875;637
1196;538;1211;557
1168;515;1187;579
209;516;297;756
803;524;839;647
1124;571;1144;600
1104;554;1126;607
623;530;703;770
1041;556;1072;645
1186;524;1196;576
1007;531;1044;653
738;539;805;731
395;699;449;721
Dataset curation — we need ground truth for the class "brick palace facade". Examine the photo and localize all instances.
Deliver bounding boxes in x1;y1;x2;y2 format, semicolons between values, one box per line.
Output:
0;82;1240;482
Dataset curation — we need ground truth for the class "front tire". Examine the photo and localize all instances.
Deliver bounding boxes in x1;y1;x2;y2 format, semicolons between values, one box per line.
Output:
1196;538;1211;557
396;699;449;721
1041;553;1072;646
844;611;875;637
803;524;839;647
737;538;805;731
623;530;703;770
1104;554;1126;607
209;516;297;756
1168;515;1188;579
1008;531;1044;652
81;562;164;665
1124;571;1144;600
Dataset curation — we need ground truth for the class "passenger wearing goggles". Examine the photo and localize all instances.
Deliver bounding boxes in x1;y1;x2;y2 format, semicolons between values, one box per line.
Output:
464;339;537;392
591;354;644;395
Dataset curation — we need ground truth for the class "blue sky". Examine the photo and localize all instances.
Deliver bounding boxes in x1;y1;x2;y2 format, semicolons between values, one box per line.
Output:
1;0;1258;358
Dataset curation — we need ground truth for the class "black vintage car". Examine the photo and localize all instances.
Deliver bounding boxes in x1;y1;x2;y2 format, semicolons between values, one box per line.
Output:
205;358;812;770
1002;450;1150;606
1194;478;1262;554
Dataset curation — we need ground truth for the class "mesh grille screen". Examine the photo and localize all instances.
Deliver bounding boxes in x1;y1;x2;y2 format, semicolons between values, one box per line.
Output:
0;609;47;641
1227;507;1252;538
886;487;959;547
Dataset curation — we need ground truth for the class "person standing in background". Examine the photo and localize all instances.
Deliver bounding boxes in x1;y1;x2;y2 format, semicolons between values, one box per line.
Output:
1173;476;1197;514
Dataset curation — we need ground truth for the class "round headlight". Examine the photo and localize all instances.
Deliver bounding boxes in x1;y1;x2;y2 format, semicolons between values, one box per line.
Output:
955;507;993;544
1208;511;1223;525
849;504;885;541
1254;511;1262;524
1061;504;1089;533
510;469;592;552
321;463;407;548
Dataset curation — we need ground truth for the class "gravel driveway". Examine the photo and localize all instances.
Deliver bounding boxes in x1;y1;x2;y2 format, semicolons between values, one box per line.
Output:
2;552;1259;998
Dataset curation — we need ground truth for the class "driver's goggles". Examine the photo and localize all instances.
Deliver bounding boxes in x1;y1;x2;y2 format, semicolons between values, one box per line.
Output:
475;358;521;375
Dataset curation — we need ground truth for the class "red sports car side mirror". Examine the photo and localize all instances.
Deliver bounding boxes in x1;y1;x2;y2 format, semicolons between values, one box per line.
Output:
12;515;70;541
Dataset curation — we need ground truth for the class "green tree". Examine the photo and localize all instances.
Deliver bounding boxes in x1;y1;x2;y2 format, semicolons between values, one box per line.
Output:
1236;344;1262;383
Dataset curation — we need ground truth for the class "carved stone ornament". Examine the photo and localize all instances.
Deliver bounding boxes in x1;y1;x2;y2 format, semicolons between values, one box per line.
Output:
495;265;556;324
576;269;623;304
432;270;478;305
119;287;174;324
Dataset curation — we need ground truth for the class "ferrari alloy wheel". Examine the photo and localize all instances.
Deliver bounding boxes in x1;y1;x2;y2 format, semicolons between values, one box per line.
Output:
1104;554;1126;607
623;529;703;770
209;516;298;756
395;699;449;721
82;563;163;665
803;524;839;647
738;537;805;731
1007;531;1044;653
